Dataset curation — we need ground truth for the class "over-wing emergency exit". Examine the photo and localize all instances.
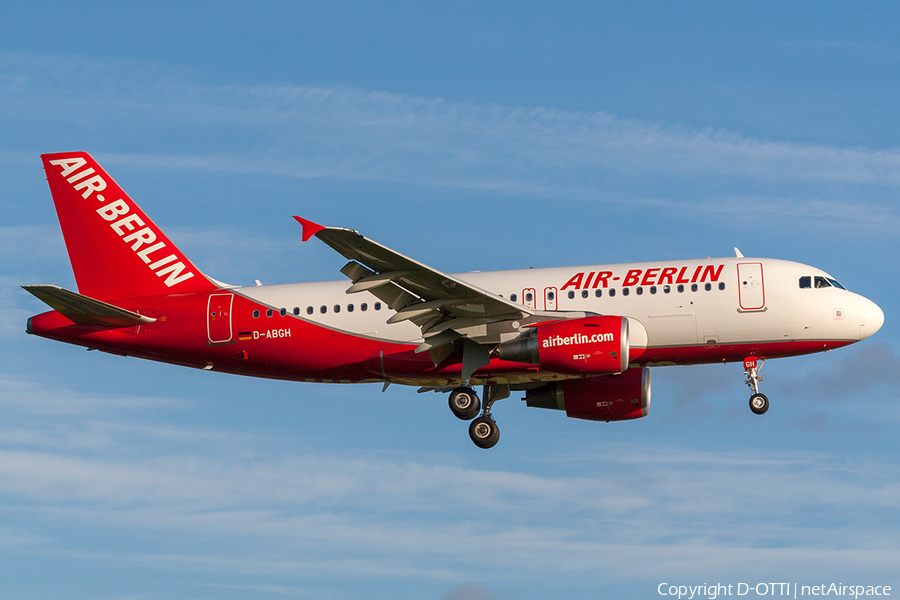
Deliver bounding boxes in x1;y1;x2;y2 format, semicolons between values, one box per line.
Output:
25;152;884;448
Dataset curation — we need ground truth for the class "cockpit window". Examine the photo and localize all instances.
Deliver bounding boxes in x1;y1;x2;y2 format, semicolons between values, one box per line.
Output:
814;276;832;289
827;278;846;290
799;276;811;289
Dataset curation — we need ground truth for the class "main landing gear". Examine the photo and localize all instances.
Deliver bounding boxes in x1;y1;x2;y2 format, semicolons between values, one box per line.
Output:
743;356;769;415
448;383;507;449
448;387;480;420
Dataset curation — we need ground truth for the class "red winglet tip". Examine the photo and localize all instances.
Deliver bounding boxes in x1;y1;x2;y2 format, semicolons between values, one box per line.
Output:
293;216;326;242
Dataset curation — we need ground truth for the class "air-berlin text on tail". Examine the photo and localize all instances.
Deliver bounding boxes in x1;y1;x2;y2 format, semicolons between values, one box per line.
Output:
49;157;195;287
561;265;724;290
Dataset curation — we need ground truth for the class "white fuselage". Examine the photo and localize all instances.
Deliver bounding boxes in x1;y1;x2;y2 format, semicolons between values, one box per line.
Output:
235;256;883;365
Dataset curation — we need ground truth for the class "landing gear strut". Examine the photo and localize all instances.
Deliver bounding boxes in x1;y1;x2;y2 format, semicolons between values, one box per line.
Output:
469;384;509;449
743;356;769;415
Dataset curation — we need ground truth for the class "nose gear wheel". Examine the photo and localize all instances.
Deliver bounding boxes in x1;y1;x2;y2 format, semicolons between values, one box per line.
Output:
749;393;769;415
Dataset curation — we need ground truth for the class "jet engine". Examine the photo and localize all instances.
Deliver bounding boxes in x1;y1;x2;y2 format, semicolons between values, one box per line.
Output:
523;367;650;422
498;315;629;375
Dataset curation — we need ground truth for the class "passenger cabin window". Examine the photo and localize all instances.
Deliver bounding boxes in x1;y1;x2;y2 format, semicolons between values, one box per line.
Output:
595;289;602;298
705;283;712;291
609;289;616;297
320;305;327;314
510;293;517;302
375;302;382;310
799;276;811;289
718;282;725;290
622;288;629;296
334;304;341;313
306;306;313;315
582;290;589;298
361;303;368;311
280;308;286;316
348;304;354;312
293;307;300;316
266;309;273;317
691;284;698;292
568;291;575;300
814;276;832;289
650;286;657;294
253;310;260;318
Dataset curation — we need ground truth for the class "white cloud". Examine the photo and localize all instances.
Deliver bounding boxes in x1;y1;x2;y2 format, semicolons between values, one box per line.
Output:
1;407;899;583
0;375;187;415
0;526;40;549
3;53;900;229
196;582;312;597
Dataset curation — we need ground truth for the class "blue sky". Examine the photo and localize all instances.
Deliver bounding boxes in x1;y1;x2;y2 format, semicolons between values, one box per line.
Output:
2;3;900;599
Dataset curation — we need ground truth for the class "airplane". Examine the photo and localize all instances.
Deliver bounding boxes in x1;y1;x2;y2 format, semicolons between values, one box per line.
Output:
24;152;885;448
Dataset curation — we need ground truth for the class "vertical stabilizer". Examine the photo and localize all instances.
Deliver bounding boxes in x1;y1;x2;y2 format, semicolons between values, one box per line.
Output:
41;152;217;300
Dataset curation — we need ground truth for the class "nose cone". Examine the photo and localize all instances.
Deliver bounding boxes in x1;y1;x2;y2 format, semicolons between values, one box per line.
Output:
858;297;884;340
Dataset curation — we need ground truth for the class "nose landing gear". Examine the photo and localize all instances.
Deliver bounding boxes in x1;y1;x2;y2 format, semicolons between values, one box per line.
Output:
744;356;769;415
448;383;509;448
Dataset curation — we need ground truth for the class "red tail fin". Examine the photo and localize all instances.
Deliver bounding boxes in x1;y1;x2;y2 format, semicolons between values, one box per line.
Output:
42;152;217;301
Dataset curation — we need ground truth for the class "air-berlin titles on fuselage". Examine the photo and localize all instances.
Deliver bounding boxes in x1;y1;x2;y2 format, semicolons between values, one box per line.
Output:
48;157;195;288
559;264;724;289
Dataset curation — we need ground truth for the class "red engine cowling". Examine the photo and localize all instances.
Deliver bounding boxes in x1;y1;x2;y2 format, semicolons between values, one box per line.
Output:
524;367;650;422
498;315;629;375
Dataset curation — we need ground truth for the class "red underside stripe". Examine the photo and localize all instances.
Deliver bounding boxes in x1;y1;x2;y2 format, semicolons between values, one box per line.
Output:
26;292;856;383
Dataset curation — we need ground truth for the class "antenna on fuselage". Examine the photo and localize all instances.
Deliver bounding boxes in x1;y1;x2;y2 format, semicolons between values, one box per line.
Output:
734;248;744;258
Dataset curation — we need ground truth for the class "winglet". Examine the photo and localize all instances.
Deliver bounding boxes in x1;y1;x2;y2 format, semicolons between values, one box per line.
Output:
293;216;326;242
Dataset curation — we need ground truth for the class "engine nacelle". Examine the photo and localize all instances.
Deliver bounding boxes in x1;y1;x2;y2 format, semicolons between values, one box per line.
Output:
498;315;629;375
524;367;650;422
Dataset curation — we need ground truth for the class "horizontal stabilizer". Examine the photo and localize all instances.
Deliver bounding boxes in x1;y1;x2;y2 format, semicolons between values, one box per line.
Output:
22;285;156;327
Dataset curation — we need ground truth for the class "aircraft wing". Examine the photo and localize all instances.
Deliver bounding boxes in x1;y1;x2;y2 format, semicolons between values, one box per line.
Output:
294;216;535;356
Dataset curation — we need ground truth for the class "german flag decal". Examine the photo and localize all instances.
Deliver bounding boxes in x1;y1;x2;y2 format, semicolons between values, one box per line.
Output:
238;331;253;341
